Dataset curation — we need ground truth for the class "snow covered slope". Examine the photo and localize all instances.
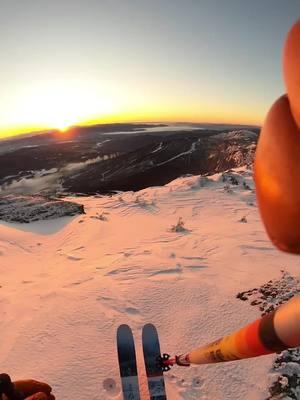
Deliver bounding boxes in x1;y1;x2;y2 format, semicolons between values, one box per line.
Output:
0;168;299;400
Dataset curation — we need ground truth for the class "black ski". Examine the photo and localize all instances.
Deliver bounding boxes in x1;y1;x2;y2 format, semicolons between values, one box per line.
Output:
142;324;167;400
117;324;141;400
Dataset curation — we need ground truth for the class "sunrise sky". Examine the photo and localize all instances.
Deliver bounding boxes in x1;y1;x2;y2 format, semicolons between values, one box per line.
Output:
0;0;298;138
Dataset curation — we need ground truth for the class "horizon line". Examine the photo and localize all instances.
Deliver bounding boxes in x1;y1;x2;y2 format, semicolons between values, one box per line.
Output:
0;119;262;140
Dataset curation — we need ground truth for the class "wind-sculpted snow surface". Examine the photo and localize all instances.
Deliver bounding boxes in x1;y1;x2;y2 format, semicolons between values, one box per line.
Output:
0;168;299;400
0;195;84;223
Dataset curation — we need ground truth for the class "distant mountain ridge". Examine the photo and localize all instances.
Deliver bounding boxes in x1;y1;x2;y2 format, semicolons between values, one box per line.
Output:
62;129;258;194
0;124;259;195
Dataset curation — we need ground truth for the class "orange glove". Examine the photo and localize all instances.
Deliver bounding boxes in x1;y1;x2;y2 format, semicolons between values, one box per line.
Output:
254;19;300;254
1;378;55;400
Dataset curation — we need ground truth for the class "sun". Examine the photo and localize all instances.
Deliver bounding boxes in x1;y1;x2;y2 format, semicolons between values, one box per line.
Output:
57;124;70;132
12;81;116;132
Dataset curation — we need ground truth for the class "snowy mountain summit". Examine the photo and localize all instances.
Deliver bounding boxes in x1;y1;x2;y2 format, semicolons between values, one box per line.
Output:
0;166;299;400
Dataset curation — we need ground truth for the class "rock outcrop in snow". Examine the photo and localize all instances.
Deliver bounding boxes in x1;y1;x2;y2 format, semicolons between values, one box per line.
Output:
0;195;84;223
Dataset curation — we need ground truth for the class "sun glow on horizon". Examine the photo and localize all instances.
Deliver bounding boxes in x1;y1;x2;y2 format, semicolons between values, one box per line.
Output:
5;81;119;134
0;79;264;139
0;111;263;139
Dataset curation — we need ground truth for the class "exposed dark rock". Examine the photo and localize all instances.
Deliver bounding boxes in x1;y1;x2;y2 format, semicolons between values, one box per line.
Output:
0;195;84;223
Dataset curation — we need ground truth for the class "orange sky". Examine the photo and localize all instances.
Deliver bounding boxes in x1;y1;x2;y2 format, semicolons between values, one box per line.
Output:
0;1;296;138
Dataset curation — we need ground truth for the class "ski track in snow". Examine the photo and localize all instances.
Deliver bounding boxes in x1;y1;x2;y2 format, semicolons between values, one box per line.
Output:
0;167;299;400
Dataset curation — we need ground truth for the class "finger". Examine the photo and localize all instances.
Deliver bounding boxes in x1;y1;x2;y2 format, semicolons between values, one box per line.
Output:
13;380;52;396
25;392;48;400
284;19;300;128
254;94;300;253
24;393;55;400
24;392;55;400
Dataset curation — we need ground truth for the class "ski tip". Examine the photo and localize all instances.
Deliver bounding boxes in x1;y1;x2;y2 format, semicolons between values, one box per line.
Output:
143;324;157;334
142;323;156;331
117;324;131;330
117;324;131;336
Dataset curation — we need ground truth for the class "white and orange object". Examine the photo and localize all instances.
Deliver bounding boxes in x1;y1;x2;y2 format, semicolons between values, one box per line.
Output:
170;295;300;366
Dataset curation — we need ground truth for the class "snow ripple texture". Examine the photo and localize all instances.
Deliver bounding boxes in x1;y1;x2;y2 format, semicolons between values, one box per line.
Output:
0;167;299;400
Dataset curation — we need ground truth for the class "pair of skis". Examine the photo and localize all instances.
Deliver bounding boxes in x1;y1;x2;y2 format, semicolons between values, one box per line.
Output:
117;324;167;400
